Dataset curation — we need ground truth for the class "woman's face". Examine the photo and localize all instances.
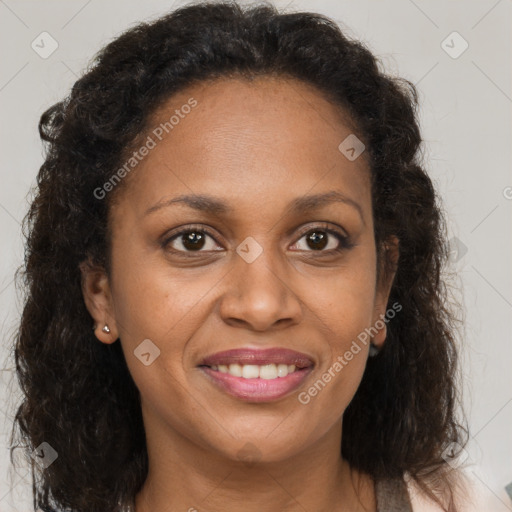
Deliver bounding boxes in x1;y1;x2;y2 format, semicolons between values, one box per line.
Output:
83;76;397;464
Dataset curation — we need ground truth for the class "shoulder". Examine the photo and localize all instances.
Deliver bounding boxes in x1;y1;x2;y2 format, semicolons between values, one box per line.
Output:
404;470;497;512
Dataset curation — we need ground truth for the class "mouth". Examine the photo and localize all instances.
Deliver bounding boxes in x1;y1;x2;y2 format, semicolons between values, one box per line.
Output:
198;348;314;402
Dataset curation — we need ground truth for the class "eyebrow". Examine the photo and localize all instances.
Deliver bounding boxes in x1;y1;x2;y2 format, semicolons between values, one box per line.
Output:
144;191;365;225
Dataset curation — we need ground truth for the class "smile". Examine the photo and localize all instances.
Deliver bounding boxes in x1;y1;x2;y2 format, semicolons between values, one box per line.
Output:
198;347;315;402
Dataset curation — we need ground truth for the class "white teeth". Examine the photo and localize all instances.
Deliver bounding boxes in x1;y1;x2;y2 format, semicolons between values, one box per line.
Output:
210;363;298;379
260;364;277;380
277;364;289;377
242;364;260;379
228;363;242;377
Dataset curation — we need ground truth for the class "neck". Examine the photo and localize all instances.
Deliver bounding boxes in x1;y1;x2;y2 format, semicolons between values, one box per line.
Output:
134;406;376;512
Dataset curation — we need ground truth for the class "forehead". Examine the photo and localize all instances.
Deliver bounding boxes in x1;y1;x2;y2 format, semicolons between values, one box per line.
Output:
147;75;363;157
111;75;371;221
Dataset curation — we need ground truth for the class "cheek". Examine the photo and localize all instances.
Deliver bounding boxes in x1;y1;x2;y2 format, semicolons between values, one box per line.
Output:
111;242;216;343
296;269;374;425
296;253;376;408
306;253;377;341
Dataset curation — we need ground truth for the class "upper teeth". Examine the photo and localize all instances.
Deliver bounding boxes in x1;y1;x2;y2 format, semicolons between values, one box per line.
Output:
210;363;297;379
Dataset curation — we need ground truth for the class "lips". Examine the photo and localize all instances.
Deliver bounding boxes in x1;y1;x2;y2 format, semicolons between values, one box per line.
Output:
198;348;315;402
199;348;314;369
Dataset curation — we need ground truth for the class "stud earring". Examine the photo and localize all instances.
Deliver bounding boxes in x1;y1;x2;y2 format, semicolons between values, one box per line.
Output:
102;324;111;334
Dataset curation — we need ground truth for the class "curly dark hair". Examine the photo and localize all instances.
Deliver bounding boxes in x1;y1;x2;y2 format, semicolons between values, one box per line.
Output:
8;1;468;511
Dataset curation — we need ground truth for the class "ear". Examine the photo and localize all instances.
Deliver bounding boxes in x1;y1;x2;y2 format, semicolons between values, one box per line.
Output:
79;258;119;344
371;236;400;349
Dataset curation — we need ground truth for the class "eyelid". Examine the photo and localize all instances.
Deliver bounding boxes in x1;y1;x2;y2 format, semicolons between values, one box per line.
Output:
293;221;349;240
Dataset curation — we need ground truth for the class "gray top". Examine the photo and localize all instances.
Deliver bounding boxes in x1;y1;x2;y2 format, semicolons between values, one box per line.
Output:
122;477;413;511
375;477;414;511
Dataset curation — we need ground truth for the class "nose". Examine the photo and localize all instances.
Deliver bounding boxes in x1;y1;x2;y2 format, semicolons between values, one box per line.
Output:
218;244;303;332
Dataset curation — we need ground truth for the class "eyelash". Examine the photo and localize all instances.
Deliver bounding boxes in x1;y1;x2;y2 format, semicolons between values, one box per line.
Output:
161;223;355;257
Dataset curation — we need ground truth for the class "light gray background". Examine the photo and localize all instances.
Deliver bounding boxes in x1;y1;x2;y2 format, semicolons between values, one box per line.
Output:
0;0;511;510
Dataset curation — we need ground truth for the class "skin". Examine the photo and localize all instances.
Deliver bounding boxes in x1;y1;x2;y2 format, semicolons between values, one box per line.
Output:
81;76;399;512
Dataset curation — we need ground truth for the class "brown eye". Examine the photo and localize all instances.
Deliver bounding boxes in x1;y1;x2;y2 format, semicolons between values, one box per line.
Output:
304;230;329;251
162;223;354;257
291;224;353;254
162;226;222;254
178;231;207;251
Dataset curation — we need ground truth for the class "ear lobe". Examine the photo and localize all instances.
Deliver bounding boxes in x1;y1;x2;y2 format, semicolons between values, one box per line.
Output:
79;259;118;344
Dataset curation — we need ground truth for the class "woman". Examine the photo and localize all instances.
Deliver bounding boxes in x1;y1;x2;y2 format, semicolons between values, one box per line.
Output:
10;1;479;510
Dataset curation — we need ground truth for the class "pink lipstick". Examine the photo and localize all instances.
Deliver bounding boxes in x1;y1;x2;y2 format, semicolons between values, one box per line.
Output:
198;348;314;402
